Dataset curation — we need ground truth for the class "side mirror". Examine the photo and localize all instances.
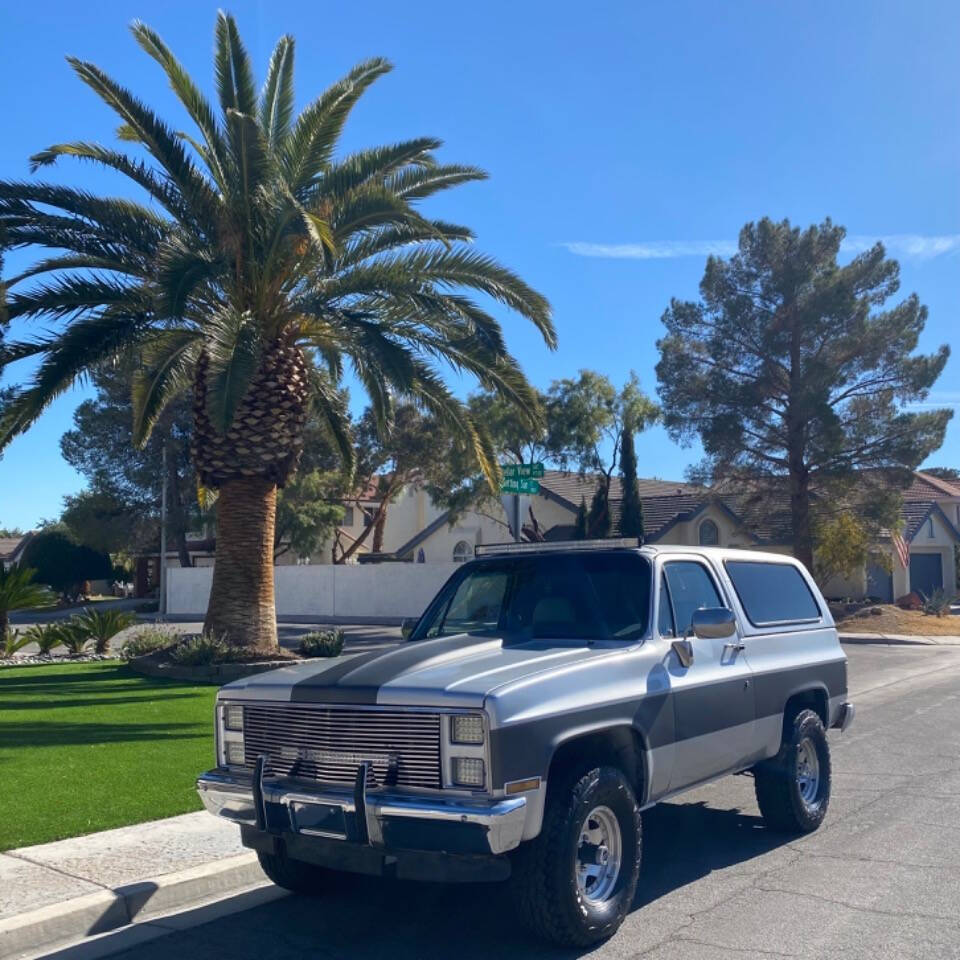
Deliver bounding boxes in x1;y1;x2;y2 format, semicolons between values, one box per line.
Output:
691;607;737;640
400;617;418;641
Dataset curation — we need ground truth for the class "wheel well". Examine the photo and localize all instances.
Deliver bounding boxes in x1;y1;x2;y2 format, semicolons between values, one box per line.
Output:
783;688;828;739
547;726;646;804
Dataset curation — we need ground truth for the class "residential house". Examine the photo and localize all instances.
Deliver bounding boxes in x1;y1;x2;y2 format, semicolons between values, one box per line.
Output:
0;531;35;570
515;469;959;601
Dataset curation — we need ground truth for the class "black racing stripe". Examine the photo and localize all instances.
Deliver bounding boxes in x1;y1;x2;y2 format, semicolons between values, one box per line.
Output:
289;649;392;704
489;659;849;787
289;634;496;705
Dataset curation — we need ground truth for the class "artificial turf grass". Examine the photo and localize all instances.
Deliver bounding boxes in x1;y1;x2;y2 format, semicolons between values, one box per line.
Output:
0;660;217;851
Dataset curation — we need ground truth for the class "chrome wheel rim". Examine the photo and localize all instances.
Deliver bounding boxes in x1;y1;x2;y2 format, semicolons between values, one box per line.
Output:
796;737;820;808
576;805;622;904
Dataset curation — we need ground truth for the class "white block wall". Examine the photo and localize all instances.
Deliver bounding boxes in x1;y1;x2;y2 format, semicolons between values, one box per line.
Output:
166;563;460;619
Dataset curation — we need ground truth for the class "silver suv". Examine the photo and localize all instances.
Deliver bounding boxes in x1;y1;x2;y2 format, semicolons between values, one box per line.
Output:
198;540;854;947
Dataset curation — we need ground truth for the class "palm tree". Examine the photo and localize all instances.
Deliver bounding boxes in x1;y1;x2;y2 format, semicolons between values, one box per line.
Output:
0;567;53;641
0;14;553;649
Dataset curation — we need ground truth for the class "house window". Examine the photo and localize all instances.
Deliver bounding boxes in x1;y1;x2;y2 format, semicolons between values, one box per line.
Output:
927;517;935;539
452;540;473;563
698;519;719;546
342;506;354;526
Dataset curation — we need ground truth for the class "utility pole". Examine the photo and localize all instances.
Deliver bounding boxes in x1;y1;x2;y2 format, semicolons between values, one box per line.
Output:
158;439;168;621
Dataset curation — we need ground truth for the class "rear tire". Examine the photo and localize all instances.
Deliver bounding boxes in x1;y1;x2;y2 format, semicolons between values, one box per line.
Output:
754;708;831;834
511;765;641;947
256;848;332;894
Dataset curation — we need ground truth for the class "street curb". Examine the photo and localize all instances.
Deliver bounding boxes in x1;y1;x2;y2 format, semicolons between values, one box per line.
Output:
0;852;266;960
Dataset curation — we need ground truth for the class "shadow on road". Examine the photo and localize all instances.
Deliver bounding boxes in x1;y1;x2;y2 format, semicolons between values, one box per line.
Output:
124;797;791;960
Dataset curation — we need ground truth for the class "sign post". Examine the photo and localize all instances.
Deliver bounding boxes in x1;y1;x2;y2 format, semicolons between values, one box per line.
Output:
499;464;545;541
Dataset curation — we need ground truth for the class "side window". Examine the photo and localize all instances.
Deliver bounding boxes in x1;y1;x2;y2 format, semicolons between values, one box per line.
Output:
658;579;676;637
725;561;820;626
662;561;723;635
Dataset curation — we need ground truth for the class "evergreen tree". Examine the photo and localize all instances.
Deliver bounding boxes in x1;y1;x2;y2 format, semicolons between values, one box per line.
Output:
586;482;611;539
573;496;588;539
657;218;951;570
619;427;644;541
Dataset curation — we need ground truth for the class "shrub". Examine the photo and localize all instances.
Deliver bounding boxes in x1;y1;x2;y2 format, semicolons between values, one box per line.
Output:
58;621;91;656
299;629;345;659
19;530;112;601
21;623;66;656
168;633;230;666
119;627;178;661
920;588;952;618
2;629;31;658
72;607;138;654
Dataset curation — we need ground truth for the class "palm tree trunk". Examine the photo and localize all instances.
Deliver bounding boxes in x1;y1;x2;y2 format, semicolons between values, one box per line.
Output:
204;476;278;649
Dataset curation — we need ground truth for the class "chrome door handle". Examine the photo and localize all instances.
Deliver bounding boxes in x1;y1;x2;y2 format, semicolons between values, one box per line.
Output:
724;642;745;653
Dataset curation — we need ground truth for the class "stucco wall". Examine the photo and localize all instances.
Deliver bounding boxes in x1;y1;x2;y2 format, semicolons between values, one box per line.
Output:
166;562;459;619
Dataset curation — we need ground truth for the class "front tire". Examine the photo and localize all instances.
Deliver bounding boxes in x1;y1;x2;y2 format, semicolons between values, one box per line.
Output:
256;848;332;894
754;708;831;833
511;766;641;947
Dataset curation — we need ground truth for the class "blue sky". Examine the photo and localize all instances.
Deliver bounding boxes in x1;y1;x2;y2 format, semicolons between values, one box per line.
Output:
1;0;958;529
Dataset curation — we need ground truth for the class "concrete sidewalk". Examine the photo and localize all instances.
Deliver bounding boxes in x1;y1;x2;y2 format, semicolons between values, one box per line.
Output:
839;630;960;645
0;813;274;960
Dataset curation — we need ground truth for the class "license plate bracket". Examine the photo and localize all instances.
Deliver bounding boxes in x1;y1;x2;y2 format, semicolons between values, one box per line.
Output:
288;801;348;838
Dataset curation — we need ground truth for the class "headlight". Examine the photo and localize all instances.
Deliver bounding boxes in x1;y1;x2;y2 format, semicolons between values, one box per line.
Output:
225;741;246;766
224;704;244;732
452;757;485;788
451;714;484;745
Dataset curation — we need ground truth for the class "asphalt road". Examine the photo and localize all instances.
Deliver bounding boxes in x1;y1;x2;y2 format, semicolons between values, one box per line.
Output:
94;642;960;960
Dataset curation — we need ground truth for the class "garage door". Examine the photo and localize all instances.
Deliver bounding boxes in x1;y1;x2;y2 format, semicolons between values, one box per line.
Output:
909;553;943;598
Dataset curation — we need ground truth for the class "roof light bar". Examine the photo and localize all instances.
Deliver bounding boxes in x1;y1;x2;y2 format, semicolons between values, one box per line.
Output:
474;538;642;557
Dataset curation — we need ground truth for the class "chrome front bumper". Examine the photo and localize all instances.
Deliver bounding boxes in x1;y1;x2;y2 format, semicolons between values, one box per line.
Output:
835;701;855;732
197;768;527;856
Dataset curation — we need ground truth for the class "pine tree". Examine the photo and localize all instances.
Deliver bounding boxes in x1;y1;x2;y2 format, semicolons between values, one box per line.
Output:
573;496;588;539
619;427;644;541
586;482;611;539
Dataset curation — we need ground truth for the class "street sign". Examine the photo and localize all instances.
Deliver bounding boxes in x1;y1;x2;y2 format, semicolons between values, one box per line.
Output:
500;462;545;480
501;477;540;495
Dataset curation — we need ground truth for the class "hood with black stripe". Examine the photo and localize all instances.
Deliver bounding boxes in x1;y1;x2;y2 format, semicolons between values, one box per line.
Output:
218;633;621;709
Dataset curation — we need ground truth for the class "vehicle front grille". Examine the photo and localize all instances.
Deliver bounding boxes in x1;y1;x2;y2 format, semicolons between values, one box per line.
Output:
240;703;442;790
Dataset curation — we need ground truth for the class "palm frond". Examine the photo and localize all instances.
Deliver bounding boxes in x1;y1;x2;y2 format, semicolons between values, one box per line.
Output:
0;310;152;445
260;35;296;148
132;328;202;444
203;308;263;433
215;12;258;119
283;58;392;191
131;21;230;190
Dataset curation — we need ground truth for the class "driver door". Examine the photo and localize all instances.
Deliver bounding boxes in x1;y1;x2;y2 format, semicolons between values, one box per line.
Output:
659;558;755;791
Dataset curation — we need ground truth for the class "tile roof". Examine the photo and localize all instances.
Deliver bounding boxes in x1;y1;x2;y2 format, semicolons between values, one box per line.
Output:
0;533;34;562
538;470;699;509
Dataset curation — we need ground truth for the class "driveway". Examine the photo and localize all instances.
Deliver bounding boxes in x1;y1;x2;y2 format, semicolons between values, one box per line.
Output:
87;642;960;960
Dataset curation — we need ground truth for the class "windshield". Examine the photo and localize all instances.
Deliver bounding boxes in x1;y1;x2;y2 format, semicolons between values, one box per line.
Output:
415;552;651;643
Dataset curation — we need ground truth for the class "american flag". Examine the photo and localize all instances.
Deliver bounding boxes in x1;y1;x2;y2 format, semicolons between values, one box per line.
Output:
892;530;910;569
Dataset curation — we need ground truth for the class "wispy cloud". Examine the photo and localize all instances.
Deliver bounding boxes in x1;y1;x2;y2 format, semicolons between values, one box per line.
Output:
560;234;960;262
904;392;960;412
560;240;738;260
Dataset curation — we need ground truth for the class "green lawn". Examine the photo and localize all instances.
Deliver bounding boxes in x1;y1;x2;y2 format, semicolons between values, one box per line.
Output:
0;661;217;850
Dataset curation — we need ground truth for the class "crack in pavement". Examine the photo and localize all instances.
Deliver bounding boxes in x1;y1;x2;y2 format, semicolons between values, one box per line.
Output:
754;884;960;926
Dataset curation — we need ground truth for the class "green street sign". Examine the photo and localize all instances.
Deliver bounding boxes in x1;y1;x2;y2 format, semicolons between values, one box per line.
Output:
500;462;545;480
500;477;540;495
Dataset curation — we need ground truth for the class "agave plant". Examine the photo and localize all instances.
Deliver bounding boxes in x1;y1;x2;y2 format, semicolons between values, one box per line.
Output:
0;14;553;648
0;566;54;640
71;606;139;654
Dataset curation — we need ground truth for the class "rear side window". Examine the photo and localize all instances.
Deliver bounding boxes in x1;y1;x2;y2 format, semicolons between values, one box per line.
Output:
725;561;821;626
